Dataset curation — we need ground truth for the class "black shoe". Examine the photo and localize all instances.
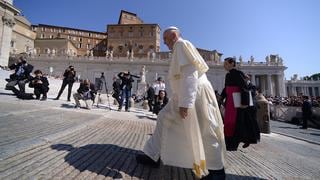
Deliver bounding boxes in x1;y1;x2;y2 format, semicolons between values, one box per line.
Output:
136;154;160;168
67;99;71;102
201;168;226;180
300;127;307;129
242;143;250;148
125;109;130;112
40;96;47;101
54;97;59;100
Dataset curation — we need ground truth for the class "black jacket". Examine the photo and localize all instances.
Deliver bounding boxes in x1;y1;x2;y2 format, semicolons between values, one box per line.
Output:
77;82;96;100
117;72;139;90
302;100;312;117
63;69;76;83
9;62;34;81
29;76;49;92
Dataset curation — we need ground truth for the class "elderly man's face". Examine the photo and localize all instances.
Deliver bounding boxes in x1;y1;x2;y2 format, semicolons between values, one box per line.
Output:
163;31;175;50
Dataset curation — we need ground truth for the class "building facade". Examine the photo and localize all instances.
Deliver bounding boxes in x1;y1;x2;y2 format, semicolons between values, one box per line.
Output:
106;10;161;59
31;24;107;56
0;0;19;66
10;15;36;55
24;53;287;98
286;74;320;97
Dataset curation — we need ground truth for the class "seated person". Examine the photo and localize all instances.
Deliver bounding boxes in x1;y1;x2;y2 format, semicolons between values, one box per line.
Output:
153;90;169;115
73;79;96;109
5;56;33;95
29;70;49;100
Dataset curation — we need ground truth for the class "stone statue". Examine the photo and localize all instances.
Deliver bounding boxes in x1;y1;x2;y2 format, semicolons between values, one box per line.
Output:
90;50;93;57
126;50;130;59
47;48;51;55
265;56;270;65
140;65;146;83
250;56;254;64
52;49;56;56
151;52;156;60
110;50;113;60
130;50;134;59
105;50;109;58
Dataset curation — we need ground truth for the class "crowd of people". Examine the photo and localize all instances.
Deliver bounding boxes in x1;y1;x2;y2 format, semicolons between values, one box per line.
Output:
266;95;320;107
4;26;317;180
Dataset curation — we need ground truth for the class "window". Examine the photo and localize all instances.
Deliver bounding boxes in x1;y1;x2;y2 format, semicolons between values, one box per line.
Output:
78;43;82;48
40;34;45;38
89;33;92;37
79;37;82;42
128;31;133;37
50;35;54;39
87;44;91;49
41;27;45;31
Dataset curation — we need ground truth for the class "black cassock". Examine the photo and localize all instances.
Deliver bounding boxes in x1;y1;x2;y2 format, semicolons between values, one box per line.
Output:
221;69;260;151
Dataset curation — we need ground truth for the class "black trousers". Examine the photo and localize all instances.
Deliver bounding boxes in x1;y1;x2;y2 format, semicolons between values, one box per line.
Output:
57;81;74;100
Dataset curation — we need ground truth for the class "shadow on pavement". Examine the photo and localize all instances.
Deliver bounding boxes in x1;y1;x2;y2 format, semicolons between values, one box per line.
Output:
51;144;265;179
60;103;76;109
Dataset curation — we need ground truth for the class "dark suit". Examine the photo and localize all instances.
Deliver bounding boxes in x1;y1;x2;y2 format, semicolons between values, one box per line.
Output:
56;68;76;100
5;62;34;95
302;100;312;128
29;76;49;99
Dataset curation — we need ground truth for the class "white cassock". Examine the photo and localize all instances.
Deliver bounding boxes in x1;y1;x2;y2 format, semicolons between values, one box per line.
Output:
143;38;226;178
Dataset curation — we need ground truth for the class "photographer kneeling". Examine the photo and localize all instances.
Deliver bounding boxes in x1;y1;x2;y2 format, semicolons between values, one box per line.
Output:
29;70;49;101
5;56;33;96
73;79;96;110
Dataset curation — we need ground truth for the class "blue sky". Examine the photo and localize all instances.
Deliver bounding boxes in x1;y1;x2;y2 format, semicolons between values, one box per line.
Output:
14;0;320;79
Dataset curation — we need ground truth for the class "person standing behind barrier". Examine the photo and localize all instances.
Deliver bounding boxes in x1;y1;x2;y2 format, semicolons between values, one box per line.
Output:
220;57;260;151
117;72;140;112
301;96;312;129
29;70;49;101
5;56;33;95
54;65;76;101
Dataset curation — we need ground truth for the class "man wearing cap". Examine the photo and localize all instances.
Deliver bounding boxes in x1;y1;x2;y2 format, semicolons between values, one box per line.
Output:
136;27;226;179
5;56;34;95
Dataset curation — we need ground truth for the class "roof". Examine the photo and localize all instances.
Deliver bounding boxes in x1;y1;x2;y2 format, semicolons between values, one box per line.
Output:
32;24;107;35
14;15;31;26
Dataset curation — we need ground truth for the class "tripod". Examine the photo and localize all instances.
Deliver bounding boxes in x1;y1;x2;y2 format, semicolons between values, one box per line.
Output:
96;74;112;110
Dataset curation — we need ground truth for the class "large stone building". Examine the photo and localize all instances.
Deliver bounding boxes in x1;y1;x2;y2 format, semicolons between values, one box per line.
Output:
10;15;36;55
4;8;297;97
285;74;320;97
106;10;161;58
31;24;107;56
0;0;19;67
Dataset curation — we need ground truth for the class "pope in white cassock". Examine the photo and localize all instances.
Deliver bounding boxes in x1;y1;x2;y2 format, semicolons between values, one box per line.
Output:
136;27;226;179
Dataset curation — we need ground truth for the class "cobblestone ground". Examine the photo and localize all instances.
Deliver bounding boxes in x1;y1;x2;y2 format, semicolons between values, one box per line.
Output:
0;70;320;179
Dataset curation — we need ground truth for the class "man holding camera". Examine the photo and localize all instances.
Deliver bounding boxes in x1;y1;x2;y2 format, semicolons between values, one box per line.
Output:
29;69;49;101
117;71;140;112
5;56;34;95
54;65;76;101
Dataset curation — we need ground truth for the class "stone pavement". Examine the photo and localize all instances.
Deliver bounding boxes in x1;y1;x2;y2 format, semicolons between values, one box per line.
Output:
0;69;320;179
271;120;320;145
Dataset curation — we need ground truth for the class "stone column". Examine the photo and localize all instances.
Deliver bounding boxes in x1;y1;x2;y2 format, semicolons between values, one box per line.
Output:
277;74;285;97
0;14;15;66
267;74;273;96
251;74;256;86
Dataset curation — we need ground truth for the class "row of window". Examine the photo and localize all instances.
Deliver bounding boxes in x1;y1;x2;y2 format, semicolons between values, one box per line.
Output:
108;31;154;38
33;27;104;38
